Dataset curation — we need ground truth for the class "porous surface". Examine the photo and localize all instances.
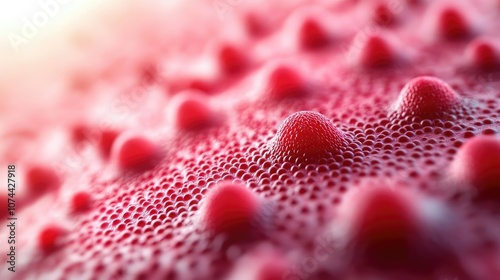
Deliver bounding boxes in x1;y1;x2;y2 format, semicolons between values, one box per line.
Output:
1;1;500;280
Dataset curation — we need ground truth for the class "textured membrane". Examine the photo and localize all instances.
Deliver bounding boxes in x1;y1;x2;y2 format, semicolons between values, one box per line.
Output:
2;1;500;280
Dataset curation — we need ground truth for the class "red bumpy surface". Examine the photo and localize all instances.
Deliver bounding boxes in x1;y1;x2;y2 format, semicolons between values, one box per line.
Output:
2;0;500;280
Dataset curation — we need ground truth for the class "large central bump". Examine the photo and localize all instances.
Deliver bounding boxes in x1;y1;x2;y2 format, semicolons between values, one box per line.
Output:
269;111;346;162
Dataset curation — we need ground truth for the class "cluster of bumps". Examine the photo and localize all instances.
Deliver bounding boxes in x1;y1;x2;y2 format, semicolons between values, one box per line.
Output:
2;0;500;279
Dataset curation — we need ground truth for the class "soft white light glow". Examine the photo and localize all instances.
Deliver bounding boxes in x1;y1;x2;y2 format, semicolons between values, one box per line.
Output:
0;1;40;31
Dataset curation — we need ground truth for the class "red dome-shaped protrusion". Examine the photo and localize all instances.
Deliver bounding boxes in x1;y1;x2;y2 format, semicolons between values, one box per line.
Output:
297;17;330;49
262;64;307;101
38;225;66;253
269;111;346;162
436;7;471;40
350;188;419;266
391;76;461;119
244;12;266;36
358;35;395;68
71;124;89;146
465;38;499;71
451;136;500;201
111;134;159;172
70;191;93;213
372;3;394;26
217;43;247;75
200;181;262;241
26;166;60;196
171;91;216;131
338;184;452;272
97;129;119;159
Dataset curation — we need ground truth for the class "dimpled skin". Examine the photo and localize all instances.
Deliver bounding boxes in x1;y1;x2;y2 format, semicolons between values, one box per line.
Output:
3;1;500;280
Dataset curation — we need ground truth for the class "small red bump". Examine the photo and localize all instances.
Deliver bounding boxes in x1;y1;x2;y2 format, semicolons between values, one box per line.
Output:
339;185;449;271
465;38;499;71
373;4;394;26
392;76;460;119
269;111;345;162
200;181;261;240
358;35;395;68
112;134;159;171
263;64;307;100
171;91;215;131
350;188;418;260
217;43;247;74
26;166;60;196
437;7;470;40
297;17;329;49
451;136;500;201
38;225;66;253
70;191;93;213
71;124;89;146
98;129;119;159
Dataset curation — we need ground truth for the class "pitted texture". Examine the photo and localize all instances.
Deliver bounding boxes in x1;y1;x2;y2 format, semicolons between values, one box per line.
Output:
2;1;500;280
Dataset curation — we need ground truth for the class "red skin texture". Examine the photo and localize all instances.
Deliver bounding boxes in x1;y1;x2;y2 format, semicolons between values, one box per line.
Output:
4;1;500;280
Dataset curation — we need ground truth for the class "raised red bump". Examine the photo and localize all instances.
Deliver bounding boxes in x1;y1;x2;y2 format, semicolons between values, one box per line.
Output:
111;134;159;172
391;76;460;119
269;111;346;162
